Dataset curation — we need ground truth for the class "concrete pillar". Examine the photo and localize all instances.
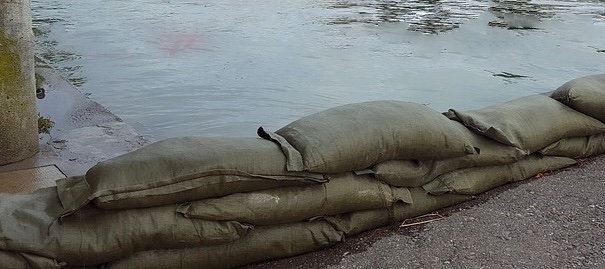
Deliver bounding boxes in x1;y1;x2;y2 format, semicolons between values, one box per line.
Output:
0;0;39;165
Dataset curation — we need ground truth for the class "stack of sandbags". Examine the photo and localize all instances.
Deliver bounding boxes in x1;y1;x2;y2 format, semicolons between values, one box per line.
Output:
104;174;407;268
0;101;482;268
258;102;482;207
422;94;605;196
110;80;605;268
0;178;254;268
444;94;605;154
0;137;337;268
61;137;328;211
2;76;605;268
105;188;472;269
102;101;482;268
0;127;416;268
368;121;529;188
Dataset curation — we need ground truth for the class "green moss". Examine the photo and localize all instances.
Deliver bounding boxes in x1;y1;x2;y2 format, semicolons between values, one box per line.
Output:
0;29;39;164
38;113;55;136
0;32;23;96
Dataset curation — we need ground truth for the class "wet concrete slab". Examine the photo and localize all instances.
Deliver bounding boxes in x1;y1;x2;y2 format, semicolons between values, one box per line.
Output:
0;65;149;192
0;165;64;193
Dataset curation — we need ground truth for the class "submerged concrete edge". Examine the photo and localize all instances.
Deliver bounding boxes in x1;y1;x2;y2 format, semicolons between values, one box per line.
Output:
0;66;149;178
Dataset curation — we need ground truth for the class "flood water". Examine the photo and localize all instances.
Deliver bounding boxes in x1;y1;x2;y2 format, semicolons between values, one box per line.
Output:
32;0;605;140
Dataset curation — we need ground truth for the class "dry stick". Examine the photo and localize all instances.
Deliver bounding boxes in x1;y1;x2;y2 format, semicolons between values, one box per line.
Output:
399;213;445;228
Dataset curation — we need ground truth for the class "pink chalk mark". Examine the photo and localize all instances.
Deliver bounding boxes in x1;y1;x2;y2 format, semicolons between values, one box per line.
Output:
155;31;200;56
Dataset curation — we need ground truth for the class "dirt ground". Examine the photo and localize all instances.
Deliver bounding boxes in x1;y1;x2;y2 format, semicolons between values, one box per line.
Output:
244;155;605;269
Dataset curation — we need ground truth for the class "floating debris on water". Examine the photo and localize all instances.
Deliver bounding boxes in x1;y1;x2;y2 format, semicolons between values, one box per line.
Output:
492;71;529;79
588;46;605;53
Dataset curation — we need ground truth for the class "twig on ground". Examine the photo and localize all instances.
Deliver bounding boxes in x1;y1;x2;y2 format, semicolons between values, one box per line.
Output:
400;213;445;228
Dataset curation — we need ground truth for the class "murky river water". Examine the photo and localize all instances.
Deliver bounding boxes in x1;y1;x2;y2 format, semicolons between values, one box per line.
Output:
32;0;605;140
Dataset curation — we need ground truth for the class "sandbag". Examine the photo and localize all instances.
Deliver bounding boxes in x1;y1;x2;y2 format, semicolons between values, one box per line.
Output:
177;173;412;225
107;190;467;269
539;133;605;158
551;74;605;122
371;159;433;187
55;206;250;266
445;94;605;153
0;251;64;269
259;100;477;173
0;251;30;269
104;220;344;269
326;187;472;236
58;137;327;211
423;155;577;195
372;122;528;187
0;182;251;266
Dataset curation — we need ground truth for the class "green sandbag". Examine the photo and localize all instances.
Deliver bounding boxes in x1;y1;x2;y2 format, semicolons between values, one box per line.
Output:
0;251;29;269
105;220;344;269
259;100;477;173
326;187;472;236
445;95;605;153
423;155;577;195
177;173;412;225
59;137;326;211
372;122;528;187
0;182;251;266
551;74;605;122
0;251;64;269
371;159;433;187
539;133;605;158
